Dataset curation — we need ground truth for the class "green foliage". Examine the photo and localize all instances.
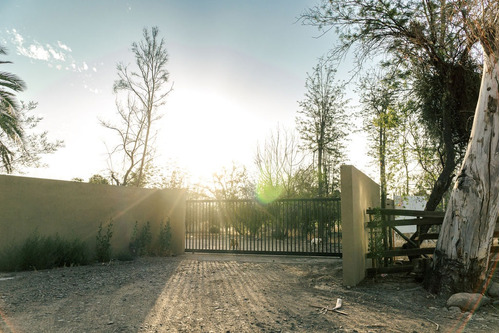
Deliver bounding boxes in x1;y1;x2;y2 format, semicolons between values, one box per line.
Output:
300;0;483;210
296;57;349;196
0;100;63;174
368;208;386;267
208;163;254;200
88;174;110;185
0;232;89;272
157;219;173;256
95;221;113;262
130;221;153;256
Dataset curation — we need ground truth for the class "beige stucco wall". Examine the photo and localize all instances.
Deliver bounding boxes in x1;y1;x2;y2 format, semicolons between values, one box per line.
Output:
0;175;186;256
340;165;380;286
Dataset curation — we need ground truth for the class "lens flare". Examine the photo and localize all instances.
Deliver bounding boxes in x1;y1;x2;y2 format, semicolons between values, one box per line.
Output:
256;181;283;204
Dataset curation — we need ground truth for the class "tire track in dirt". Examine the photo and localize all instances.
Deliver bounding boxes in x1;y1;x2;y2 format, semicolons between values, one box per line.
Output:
217;260;274;331
140;259;195;331
140;258;292;332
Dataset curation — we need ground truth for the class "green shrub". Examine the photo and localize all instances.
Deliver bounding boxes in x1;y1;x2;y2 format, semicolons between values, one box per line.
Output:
96;221;113;262
0;232;89;272
130;221;152;256
368;208;385;268
158;218;173;256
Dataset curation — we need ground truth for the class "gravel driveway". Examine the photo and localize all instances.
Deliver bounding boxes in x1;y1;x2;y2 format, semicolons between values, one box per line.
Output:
0;254;497;332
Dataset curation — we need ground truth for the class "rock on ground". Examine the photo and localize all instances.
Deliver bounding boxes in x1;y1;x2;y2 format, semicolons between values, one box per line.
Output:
447;293;491;312
487;282;499;298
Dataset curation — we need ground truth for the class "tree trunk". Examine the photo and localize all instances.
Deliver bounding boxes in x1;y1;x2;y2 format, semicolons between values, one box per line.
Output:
427;54;499;294
380;123;387;208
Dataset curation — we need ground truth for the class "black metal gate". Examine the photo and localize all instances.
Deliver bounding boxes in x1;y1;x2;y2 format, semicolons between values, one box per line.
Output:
185;198;342;256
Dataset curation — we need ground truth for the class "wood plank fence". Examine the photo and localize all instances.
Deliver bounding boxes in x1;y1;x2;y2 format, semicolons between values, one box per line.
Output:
365;208;444;275
365;208;500;276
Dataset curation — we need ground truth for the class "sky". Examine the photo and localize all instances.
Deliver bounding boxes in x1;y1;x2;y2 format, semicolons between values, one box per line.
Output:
1;0;371;184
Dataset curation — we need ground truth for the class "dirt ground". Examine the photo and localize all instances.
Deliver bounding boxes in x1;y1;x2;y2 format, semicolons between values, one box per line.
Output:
0;254;498;333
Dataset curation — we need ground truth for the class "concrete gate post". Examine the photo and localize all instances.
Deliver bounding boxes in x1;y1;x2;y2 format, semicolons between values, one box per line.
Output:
340;165;380;286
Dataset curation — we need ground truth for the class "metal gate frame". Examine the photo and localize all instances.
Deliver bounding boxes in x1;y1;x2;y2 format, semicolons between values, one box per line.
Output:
185;198;342;257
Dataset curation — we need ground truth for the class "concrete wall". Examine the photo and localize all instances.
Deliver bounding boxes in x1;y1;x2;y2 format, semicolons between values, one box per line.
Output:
340;165;380;286
0;175;186;256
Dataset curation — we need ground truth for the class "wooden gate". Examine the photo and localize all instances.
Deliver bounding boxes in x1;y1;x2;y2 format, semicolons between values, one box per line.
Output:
365;208;444;275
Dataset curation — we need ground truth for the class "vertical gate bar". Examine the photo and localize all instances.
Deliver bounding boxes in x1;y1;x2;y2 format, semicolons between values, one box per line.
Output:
336;199;340;253
185;201;189;250
323;200;326;253
225;201;228;251
191;201;194;250
240;201;244;252
217;201;220;250
301;200;305;253
193;202;199;250
311;200;314;253
205;201;209;250
293;200;300;252
286;200;289;253
205;201;208;251
252;201;256;252
335;200;338;253
262;203;266;251
213;201;216;250
305;200;308;253
198;201;201;250
318;200;321;253
285;200;289;253
282;201;285;253
266;204;269;252
187;201;189;250
197;201;200;251
310;200;313;253
272;202;275;252
209;201;212;251
302;200;305;253
338;199;341;254
202;201;205;251
199;201;203;251
317;200;320;253
226;201;229;251
276;201;279;252
244;201;247;252
334;199;338;253
292;200;294;252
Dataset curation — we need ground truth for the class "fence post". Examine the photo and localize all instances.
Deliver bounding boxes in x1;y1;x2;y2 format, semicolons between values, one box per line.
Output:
341;165;380;287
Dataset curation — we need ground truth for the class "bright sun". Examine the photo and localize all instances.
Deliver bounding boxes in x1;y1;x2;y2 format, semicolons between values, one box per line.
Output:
158;89;260;183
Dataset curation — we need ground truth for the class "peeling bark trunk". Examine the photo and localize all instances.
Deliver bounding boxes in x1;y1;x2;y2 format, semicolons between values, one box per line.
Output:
428;54;499;294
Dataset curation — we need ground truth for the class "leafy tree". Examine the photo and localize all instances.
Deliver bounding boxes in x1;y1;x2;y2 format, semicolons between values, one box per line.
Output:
301;0;498;293
0;46;25;112
0;46;26;172
102;26;173;187
358;68;402;207
0;47;62;173
206;163;254;200
428;0;498;294
88;174;110;185
255;125;309;200
142;163;189;190
0;101;63;173
296;58;349;197
300;0;480;211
